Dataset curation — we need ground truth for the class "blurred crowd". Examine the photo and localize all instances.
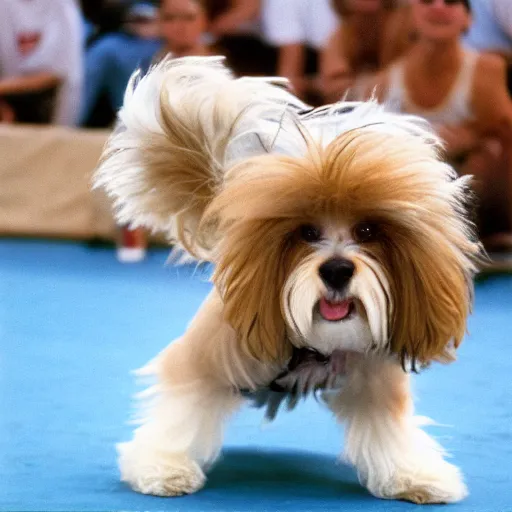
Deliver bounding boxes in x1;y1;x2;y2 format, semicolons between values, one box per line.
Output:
0;0;511;255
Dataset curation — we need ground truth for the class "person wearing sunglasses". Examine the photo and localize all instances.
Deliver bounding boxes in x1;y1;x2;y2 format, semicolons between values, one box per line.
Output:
369;0;512;261
320;0;414;103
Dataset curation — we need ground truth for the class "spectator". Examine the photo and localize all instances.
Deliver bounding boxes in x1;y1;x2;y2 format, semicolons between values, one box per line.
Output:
111;0;212;262
158;0;210;59
80;2;162;127
207;0;260;35
80;0;213;128
261;0;339;101
320;0;413;103
0;0;83;126
371;0;512;256
80;1;141;46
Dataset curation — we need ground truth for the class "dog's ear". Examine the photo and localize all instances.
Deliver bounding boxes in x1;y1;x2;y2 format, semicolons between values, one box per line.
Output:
380;175;484;369
93;56;307;261
212;216;301;364
388;170;487;370
312;114;485;370
386;232;476;369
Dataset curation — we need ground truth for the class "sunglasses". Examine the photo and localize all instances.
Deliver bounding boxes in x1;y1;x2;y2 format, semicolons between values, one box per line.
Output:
419;0;469;6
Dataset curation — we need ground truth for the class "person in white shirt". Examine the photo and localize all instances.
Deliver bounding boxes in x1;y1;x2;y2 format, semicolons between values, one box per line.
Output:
0;0;83;126
261;0;338;100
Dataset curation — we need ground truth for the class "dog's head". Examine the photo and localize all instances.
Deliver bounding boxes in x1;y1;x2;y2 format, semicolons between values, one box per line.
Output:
206;126;482;369
95;57;483;370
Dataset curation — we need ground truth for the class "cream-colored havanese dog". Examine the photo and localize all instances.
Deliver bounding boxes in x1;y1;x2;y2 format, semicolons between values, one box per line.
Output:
95;56;483;504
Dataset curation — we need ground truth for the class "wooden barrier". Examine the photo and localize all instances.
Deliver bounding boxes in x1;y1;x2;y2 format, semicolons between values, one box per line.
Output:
0;124;117;240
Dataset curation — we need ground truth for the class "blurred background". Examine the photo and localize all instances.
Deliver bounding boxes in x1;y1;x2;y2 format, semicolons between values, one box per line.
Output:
0;0;511;262
0;1;511;511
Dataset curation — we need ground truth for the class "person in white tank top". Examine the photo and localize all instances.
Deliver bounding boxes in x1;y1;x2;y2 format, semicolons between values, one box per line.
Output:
369;0;512;256
384;47;478;126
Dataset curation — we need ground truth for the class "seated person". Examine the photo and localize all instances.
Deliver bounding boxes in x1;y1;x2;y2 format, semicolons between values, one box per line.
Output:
261;0;338;101
320;0;414;103
0;0;83;125
81;0;211;128
370;0;512;255
157;0;211;61
108;0;212;261
80;2;162;127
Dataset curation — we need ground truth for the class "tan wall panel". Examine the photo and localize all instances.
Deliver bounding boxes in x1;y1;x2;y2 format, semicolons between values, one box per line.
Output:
0;125;117;239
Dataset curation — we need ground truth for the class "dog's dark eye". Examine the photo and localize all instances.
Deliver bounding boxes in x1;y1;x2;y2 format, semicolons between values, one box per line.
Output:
353;222;379;243
299;224;322;243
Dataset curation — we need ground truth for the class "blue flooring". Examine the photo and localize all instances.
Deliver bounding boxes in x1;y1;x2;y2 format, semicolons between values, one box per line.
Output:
0;239;511;512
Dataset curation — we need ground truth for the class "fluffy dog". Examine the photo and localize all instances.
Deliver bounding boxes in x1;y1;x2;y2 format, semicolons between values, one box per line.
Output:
95;56;483;504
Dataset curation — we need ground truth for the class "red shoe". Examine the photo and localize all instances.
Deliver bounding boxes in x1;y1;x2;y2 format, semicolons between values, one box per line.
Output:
116;226;147;262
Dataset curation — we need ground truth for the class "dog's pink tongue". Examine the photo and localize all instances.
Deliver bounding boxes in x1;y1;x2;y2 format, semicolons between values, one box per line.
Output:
319;298;352;321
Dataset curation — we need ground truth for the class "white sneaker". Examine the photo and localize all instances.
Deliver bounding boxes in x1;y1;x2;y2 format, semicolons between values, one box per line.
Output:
116;246;147;263
117;226;147;263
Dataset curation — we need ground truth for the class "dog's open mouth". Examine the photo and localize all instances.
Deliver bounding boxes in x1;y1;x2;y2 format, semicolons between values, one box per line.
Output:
318;298;354;322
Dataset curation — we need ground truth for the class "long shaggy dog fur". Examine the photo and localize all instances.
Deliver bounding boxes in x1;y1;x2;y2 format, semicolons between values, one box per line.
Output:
95;56;483;504
95;56;307;260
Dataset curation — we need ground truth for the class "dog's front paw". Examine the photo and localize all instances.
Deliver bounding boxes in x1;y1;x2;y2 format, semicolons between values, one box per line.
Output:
370;461;468;504
117;441;206;496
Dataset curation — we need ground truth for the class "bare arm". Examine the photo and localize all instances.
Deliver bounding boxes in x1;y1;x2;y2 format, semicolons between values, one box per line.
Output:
410;56;512;159
277;43;308;96
471;54;512;138
480;50;512;65
319;27;354;102
209;0;260;36
0;72;61;96
431;55;512;159
381;6;414;67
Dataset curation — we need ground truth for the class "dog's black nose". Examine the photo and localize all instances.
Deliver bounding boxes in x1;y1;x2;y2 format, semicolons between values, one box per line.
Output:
319;258;355;290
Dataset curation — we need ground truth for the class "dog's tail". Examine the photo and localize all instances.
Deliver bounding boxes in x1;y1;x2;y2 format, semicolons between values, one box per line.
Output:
94;55;307;261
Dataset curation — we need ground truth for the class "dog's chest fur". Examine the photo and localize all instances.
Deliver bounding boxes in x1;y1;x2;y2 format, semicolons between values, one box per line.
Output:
241;348;348;420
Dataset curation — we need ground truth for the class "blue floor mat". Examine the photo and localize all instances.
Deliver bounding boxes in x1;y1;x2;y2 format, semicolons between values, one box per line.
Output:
0;239;511;512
